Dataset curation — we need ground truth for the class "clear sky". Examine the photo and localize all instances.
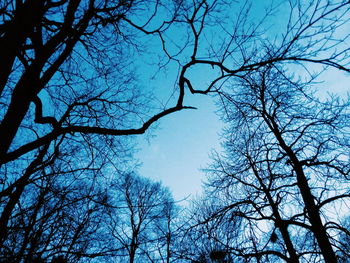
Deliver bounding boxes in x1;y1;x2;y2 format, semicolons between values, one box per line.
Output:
136;93;224;201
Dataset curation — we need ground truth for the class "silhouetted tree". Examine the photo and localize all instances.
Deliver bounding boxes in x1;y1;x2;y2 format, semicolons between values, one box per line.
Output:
177;196;241;263
205;65;350;262
106;173;177;263
1;147;111;262
0;0;195;254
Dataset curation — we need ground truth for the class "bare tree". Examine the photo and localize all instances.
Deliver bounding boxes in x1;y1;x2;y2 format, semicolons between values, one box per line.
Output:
152;196;179;263
0;0;193;251
205;136;304;262
107;172;177;263
0;0;217;256
206;65;350;262
176;196;241;263
0;144;112;262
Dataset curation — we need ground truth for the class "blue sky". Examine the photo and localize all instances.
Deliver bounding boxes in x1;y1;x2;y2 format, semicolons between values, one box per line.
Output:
136;93;223;201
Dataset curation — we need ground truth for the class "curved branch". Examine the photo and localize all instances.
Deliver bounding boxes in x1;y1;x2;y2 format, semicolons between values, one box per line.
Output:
1;105;195;165
33;96;59;128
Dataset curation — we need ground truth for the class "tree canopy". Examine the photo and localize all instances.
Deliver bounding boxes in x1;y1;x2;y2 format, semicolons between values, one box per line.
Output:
1;0;350;262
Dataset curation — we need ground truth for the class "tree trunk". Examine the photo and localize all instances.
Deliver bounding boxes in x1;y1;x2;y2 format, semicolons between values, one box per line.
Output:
0;0;43;96
266;116;337;262
249;157;300;263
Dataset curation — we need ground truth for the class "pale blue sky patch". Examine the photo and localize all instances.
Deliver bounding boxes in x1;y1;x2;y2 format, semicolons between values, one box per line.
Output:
136;92;223;201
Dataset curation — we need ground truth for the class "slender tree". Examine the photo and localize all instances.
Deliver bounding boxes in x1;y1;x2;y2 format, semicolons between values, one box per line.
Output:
107;173;177;263
177;196;241;263
208;65;350;262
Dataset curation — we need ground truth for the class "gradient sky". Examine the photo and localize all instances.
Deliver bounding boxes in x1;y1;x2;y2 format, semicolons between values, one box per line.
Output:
136;93;223;201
